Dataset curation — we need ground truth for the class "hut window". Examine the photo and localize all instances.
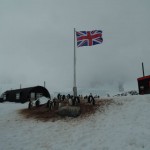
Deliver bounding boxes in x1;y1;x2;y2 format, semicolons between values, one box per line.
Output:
140;86;144;90
16;93;20;100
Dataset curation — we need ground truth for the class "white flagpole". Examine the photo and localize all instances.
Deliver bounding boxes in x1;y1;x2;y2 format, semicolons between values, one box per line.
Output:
73;28;77;97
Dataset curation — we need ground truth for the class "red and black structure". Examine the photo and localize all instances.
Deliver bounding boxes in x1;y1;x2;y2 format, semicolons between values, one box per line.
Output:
137;62;150;95
137;75;150;94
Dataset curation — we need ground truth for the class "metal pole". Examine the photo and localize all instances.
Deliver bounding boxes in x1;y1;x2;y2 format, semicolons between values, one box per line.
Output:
73;28;77;97
142;62;145;77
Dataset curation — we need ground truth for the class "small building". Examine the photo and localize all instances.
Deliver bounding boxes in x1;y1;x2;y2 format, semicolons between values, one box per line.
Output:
137;75;150;94
0;86;50;103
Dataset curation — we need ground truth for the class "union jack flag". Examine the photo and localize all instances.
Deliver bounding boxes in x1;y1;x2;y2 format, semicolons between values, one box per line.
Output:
76;30;103;47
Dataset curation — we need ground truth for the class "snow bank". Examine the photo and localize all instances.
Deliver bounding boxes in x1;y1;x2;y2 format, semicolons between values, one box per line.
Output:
0;95;150;150
34;96;50;105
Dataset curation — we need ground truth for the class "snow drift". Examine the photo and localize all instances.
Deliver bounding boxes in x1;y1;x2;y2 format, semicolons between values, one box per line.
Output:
0;95;150;150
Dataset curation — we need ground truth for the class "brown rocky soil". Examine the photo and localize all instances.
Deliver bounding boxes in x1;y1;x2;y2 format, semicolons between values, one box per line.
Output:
19;99;119;122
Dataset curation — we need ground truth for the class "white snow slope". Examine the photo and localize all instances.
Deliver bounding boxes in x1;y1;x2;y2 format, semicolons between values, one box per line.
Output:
0;95;150;150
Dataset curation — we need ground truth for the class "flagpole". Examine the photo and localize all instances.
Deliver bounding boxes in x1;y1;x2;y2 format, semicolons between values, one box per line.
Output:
73;28;77;97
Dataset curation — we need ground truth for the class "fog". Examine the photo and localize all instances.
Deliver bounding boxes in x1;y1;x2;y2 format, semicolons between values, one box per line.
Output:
0;0;150;94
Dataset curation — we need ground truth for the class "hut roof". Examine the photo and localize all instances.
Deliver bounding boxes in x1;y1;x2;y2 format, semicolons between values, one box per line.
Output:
137;75;150;81
5;86;39;93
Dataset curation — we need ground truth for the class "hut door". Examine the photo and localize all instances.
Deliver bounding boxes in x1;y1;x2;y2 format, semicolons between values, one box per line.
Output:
30;92;35;100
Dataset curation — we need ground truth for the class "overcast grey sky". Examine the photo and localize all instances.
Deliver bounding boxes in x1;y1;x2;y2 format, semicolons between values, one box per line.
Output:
0;0;150;93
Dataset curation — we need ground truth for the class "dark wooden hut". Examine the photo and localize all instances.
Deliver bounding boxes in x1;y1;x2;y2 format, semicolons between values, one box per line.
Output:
1;86;50;103
137;75;150;95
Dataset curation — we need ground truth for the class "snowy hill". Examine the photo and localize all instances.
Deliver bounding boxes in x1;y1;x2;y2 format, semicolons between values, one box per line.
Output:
0;95;150;150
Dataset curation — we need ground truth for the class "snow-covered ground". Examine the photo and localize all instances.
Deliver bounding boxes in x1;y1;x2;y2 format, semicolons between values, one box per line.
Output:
0;95;150;150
